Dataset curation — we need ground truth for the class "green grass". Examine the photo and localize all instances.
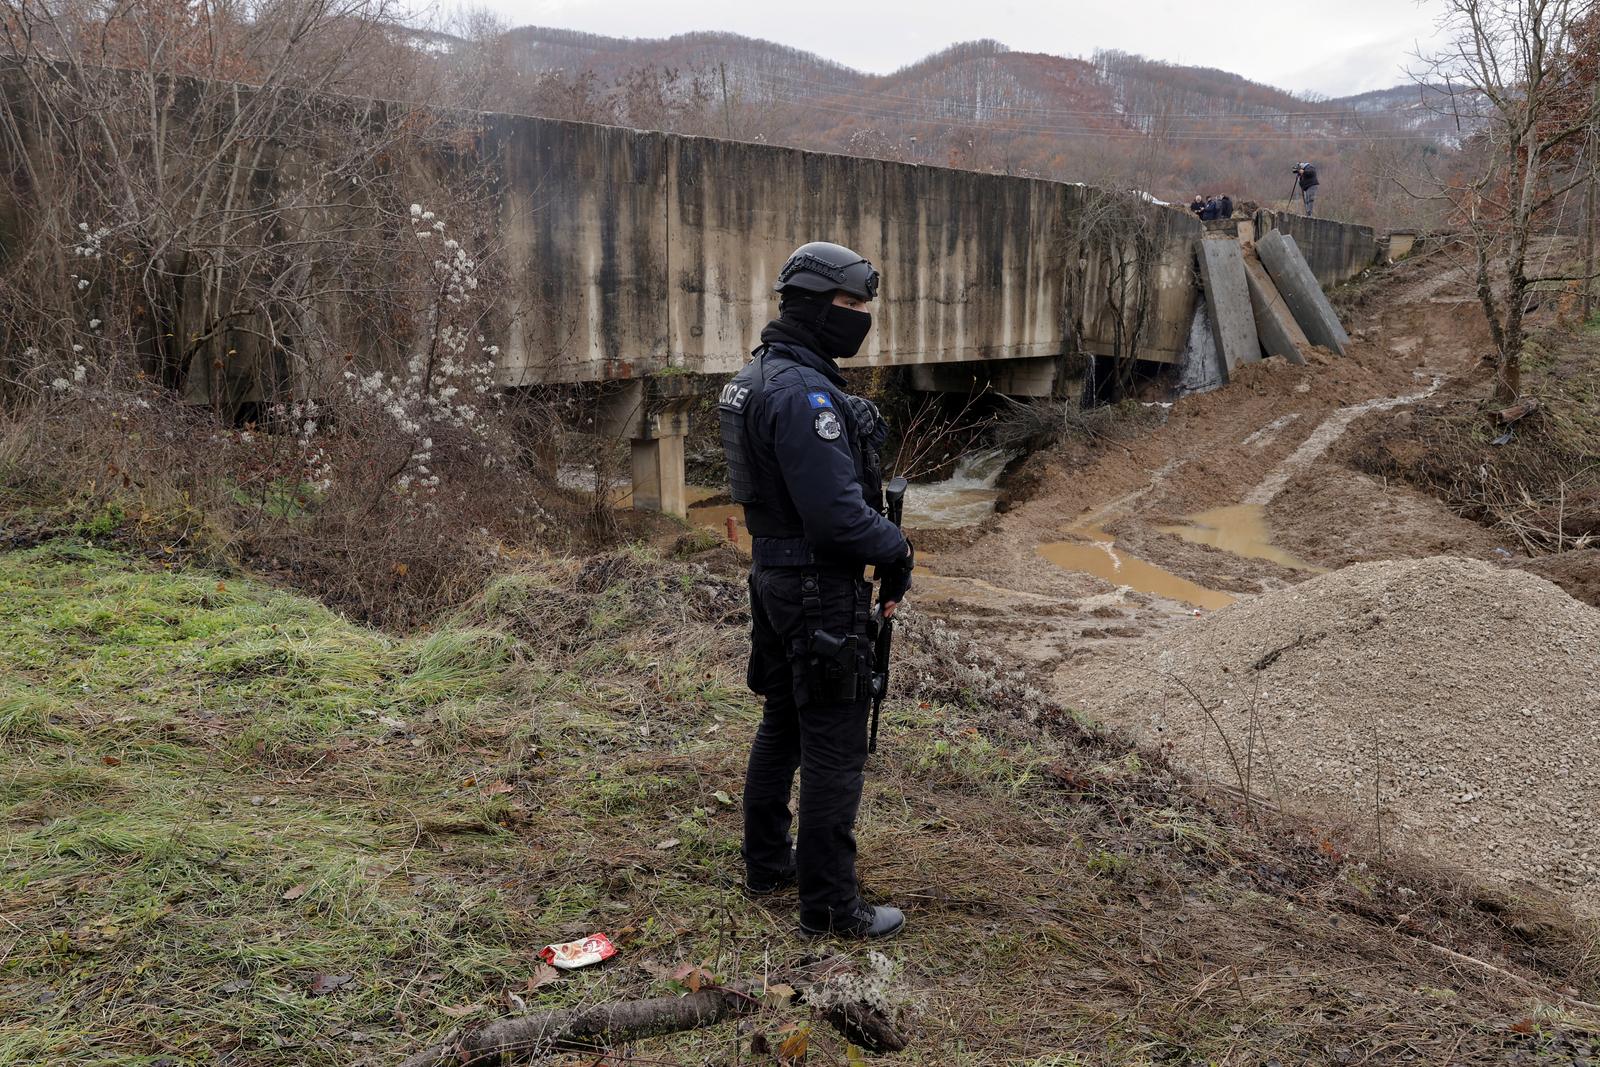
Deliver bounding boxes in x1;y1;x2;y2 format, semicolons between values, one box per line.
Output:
0;541;774;1065
1;539;1596;1065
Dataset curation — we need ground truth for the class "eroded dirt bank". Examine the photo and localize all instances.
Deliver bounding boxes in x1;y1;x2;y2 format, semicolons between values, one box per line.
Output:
914;243;1600;913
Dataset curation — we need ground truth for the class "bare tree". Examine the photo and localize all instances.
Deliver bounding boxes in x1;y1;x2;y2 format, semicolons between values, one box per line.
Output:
1409;0;1600;404
0;0;489;411
0;0;562;627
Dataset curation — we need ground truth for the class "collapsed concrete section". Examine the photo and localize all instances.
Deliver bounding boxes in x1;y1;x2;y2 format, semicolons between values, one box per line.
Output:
1254;211;1380;288
1175;298;1226;395
1256;230;1351;355
1195;236;1260;377
1242;250;1311;365
1381;231;1418;262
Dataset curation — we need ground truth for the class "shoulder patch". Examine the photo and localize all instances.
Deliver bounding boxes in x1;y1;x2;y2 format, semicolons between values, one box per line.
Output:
806;391;833;409
814;409;842;441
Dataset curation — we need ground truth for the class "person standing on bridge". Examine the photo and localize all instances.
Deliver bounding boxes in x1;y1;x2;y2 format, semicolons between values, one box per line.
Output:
717;241;915;940
1293;162;1319;217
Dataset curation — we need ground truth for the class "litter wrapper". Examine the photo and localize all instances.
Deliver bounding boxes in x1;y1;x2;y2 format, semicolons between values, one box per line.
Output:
540;934;617;970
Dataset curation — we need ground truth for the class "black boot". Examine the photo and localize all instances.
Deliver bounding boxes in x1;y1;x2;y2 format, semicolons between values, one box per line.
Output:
743;848;798;896
799;901;905;939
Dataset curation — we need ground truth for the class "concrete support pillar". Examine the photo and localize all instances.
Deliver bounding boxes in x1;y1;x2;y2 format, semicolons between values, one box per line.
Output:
631;433;686;518
593;376;697;520
1256;229;1351;355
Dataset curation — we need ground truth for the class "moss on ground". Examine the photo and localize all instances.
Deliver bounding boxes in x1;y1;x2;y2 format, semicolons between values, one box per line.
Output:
1;540;1597;1065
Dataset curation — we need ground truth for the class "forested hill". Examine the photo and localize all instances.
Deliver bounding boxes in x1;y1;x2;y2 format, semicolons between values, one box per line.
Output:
430;26;1472;228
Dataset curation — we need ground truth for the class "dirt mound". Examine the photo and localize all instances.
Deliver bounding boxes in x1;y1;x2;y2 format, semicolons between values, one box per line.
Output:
1521;549;1600;609
1267;466;1507;569
1058;556;1600;911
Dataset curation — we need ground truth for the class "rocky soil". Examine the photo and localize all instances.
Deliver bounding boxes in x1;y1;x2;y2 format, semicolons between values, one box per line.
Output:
1058;556;1600;912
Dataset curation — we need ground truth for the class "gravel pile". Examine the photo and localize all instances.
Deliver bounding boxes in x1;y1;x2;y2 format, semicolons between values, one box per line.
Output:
1060;556;1600;910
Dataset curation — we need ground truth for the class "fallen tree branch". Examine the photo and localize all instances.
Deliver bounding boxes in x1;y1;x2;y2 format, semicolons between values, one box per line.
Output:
395;961;909;1067
396;984;759;1067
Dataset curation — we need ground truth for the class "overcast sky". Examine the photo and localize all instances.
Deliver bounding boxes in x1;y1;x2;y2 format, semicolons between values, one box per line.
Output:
447;0;1450;98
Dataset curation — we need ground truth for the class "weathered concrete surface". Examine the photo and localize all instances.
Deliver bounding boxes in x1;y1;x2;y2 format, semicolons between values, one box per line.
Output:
479;116;1203;384
909;355;1066;398
1195;236;1260;377
1256;230;1350;355
1242;251;1311;365
1253;211;1380;289
1383;231;1418;261
668;138;1069;376
631;435;686;517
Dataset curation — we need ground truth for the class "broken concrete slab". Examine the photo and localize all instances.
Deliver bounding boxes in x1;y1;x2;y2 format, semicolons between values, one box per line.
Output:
1242;250;1310;365
1256;229;1351;355
1195;236;1260;377
1383;231;1417;261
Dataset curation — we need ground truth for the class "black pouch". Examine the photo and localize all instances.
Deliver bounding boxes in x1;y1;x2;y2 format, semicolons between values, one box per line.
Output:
786;573;875;709
786;630;858;707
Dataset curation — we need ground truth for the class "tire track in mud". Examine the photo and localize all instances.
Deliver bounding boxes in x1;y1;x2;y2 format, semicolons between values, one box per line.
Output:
1242;376;1442;507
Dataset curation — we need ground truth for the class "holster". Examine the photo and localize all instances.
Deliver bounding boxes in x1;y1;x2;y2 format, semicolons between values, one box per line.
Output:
789;571;875;709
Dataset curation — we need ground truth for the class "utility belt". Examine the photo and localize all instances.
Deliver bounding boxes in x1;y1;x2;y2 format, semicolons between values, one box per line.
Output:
788;567;876;709
751;535;817;568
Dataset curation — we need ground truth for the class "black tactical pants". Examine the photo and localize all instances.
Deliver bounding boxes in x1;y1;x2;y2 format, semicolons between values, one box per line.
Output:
742;564;874;921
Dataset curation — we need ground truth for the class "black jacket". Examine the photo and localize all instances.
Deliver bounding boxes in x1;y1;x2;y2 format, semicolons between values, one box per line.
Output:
718;341;907;569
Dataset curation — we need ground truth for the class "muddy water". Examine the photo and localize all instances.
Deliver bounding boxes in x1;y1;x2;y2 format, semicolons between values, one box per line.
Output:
902;449;1014;528
1038;528;1237;611
686;495;752;553
1036;503;1322;610
1158;504;1324;573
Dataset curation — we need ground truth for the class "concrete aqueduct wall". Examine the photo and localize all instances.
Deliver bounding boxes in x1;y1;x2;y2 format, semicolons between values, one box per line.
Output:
486;114;1400;388
1253;210;1382;289
484;114;1203;387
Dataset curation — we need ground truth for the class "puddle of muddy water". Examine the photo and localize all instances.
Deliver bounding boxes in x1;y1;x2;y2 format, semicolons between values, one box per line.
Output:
1037;527;1237;611
686;496;752;553
1157;504;1325;573
1037;504;1324;611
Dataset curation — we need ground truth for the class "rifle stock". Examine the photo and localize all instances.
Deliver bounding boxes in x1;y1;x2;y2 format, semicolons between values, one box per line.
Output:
870;476;908;754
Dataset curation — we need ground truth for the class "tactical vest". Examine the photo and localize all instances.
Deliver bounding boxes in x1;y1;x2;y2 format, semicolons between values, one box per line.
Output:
716;351;772;506
717;344;884;532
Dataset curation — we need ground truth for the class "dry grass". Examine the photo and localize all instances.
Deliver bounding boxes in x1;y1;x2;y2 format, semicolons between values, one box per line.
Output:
0;382;589;630
1;538;1599;1065
1349;315;1600;555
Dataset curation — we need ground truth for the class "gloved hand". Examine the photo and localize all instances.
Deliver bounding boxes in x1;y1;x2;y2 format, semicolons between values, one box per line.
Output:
878;541;914;613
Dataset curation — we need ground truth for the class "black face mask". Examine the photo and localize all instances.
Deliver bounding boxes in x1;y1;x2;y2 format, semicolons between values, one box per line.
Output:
773;294;874;362
816;305;872;360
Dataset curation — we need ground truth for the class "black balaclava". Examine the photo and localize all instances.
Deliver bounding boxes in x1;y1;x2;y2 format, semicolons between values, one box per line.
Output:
763;290;872;362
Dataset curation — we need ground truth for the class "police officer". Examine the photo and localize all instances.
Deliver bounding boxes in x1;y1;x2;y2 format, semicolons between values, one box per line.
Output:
717;241;914;939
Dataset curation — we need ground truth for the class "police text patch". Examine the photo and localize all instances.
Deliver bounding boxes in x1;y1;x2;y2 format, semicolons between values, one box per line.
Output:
814;409;842;441
718;381;750;411
807;391;833;409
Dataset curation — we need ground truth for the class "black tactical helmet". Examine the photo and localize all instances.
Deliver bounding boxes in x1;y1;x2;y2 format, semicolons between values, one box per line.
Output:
774;241;880;301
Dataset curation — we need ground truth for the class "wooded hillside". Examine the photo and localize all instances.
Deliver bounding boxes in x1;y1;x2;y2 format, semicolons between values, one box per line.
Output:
426;25;1478;229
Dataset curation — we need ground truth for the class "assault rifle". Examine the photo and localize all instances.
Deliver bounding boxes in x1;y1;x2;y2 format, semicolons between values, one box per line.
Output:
869;476;908;754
